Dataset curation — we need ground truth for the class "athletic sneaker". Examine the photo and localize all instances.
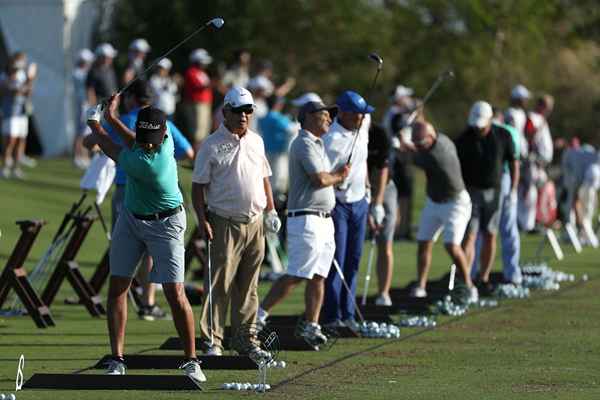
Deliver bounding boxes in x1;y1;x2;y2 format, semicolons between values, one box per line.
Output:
180;359;206;383
343;318;360;333
205;345;223;356
1;167;11;179
138;304;171;321
322;320;345;329
19;155;37;168
12;168;25;180
375;293;392;306
468;286;479;304
257;307;269;327
410;286;427;298
105;358;126;375
297;321;328;347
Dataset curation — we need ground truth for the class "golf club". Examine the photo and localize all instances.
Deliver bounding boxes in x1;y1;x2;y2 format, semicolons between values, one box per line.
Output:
448;264;456;291
207;239;214;346
406;68;454;126
117;17;225;97
345;53;383;165
361;236;377;306
332;258;365;323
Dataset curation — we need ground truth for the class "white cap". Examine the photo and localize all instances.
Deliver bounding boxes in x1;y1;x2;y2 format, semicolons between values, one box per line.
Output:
129;38;151;53
511;84;530;100
157;58;172;70
393;85;414;100
95;43;117;58
247;76;274;96
291;92;322;107
190;48;212;65
224;86;255;108
77;48;95;63
468;101;493;128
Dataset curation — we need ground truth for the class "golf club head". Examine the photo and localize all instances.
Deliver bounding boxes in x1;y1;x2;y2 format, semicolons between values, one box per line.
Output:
209;17;225;29
443;69;455;80
369;53;383;68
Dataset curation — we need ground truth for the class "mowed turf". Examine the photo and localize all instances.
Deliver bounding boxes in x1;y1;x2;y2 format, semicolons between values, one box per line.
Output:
0;159;599;399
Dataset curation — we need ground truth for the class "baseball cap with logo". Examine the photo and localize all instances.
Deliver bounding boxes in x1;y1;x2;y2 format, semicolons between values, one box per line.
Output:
136;106;167;145
511;84;530;100
224;86;255;109
298;101;338;124
468;101;493;128
95;43;117;58
336;90;375;114
291;92;323;107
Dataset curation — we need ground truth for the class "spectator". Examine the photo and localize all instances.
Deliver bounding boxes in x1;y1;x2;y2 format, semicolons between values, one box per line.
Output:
183;48;213;150
122;38;151;85
150;58;178;119
504;84;530;158
73;48;95;169
222;49;251;89
86;43;118;106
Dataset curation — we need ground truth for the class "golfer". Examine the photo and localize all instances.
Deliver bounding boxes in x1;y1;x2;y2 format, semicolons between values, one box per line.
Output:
455;101;517;295
84;95;204;383
409;121;478;302
257;101;348;347
191;86;279;356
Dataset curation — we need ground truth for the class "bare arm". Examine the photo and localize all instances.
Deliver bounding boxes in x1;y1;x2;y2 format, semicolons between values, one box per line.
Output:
191;182;213;240
104;94;136;148
85;121;122;162
310;164;350;188
509;159;520;193
263;177;275;212
372;165;389;205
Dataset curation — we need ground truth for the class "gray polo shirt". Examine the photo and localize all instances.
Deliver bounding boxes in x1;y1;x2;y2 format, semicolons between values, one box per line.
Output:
413;133;465;202
287;129;335;212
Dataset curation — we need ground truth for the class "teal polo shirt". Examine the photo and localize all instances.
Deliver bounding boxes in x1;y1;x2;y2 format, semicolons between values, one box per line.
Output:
493;122;520;173
118;132;183;214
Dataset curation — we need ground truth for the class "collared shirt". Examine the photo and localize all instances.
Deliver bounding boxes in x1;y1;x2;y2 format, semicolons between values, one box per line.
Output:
192;124;272;219
323;115;370;203
287;129;335;212
183;65;212;104
504;107;527;158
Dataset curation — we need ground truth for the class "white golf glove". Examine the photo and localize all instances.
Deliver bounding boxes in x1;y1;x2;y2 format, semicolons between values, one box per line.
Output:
86;104;103;123
370;203;385;225
264;210;281;234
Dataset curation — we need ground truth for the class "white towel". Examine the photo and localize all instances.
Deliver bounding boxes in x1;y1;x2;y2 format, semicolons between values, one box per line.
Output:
80;153;115;205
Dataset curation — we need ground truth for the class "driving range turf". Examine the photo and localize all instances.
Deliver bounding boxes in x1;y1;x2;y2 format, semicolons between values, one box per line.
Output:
0;159;599;399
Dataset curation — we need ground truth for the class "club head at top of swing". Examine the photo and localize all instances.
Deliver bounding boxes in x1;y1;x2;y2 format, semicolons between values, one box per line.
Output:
209;18;225;29
443;69;455;80
369;53;383;69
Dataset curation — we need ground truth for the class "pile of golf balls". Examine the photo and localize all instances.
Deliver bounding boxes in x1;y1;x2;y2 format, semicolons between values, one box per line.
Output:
0;394;16;400
267;360;286;368
434;295;468;316
398;315;437;328
221;382;271;391
520;263;575;291
359;321;401;338
475;298;499;308
495;284;531;299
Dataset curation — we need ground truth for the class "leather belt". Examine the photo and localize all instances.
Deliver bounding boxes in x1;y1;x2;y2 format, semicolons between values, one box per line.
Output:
133;205;183;221
287;210;331;218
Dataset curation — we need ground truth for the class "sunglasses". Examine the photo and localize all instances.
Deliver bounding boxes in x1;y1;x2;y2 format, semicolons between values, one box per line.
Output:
230;106;254;115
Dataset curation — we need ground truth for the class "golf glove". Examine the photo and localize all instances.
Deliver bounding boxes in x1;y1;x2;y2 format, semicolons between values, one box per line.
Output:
86;104;103;123
370;203;385;225
264;210;281;234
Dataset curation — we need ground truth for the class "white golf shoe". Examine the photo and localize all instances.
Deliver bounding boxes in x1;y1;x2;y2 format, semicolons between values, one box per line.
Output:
205;345;223;356
105;358;126;375
410;286;427;298
375;293;392;306
298;322;328;347
180;359;207;383
468;286;479;304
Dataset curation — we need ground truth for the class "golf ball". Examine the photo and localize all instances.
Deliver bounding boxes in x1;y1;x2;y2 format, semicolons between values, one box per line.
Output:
280;360;286;368
234;383;241;390
7;395;14;400
0;394;5;400
221;383;231;390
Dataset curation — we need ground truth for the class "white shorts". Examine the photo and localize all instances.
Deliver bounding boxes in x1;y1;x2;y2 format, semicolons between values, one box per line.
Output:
286;214;335;279
416;190;472;245
2;116;28;138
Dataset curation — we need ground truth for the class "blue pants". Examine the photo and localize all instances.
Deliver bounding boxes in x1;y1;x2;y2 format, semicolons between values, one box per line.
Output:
323;198;368;323
472;172;522;283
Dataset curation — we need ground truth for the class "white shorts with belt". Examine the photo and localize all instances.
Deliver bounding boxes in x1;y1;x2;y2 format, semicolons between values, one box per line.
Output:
416;190;472;245
286;213;335;279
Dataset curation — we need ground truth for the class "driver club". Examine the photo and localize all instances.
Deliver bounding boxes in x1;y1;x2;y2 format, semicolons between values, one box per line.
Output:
406;68;454;125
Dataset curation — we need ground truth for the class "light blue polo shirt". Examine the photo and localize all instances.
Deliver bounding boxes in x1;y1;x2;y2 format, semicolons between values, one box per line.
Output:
105;107;192;185
493;122;520;173
118;132;183;214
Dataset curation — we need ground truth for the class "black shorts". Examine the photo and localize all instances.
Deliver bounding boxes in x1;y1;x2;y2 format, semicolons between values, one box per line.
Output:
466;187;502;235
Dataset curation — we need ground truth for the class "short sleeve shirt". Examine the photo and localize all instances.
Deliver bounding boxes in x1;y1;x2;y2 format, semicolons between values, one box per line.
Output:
287;129;335;212
192;124;272;219
86;64;117;100
118;132;183;214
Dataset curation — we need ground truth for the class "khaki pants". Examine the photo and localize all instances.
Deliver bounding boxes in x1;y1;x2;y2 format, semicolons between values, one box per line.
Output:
194;102;212;143
199;213;264;350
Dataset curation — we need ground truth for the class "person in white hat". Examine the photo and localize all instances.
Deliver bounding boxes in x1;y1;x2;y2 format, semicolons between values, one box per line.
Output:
191;86;279;356
86;43;118;106
504;84;530;158
122;38;151;85
184;48;213;150
454;101;518;296
72;48;95;169
150;58;178;119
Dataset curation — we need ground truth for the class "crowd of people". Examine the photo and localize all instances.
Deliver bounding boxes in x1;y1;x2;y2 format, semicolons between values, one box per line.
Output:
2;38;600;383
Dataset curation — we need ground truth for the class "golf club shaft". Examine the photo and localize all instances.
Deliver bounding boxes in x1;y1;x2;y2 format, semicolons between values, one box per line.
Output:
93;201;111;241
406;70;452;126
207;239;214;346
332;258;365;323
117;18;220;96
361;236;377;306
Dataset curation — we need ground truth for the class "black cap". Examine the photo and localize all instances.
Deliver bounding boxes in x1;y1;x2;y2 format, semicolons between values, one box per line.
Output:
136;106;166;145
298;101;338;125
126;79;154;103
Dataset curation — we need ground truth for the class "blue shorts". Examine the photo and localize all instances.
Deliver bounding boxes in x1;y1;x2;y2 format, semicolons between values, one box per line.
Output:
110;207;187;283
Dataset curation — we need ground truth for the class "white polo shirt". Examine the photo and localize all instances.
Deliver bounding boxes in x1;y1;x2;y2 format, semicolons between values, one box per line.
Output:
192;124;272;219
323;115;370;203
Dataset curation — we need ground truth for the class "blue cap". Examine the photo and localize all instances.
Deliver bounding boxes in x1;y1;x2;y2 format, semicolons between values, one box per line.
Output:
336;90;375;114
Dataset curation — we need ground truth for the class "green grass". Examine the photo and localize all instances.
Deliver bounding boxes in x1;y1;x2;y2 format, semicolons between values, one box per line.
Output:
1;159;599;399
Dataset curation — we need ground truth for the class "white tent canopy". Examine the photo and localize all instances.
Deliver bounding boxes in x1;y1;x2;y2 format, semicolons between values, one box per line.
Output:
0;0;100;157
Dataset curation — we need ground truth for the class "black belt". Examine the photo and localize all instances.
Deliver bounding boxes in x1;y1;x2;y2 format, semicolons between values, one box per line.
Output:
287;210;331;218
133;205;183;221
